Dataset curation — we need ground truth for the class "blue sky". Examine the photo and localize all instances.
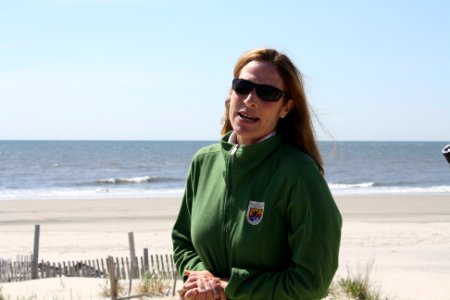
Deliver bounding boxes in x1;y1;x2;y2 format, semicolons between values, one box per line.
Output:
1;0;449;141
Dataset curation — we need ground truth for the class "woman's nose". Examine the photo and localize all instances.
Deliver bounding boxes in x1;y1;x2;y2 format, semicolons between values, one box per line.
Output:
243;89;258;107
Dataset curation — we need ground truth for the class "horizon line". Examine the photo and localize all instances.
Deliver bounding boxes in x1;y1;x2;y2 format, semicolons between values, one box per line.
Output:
1;138;449;143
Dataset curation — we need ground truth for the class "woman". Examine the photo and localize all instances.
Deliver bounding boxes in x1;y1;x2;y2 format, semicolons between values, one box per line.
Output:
172;48;342;300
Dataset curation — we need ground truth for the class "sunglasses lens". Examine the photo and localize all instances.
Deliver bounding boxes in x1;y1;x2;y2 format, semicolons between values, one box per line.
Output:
257;87;282;102
233;79;253;95
232;79;284;102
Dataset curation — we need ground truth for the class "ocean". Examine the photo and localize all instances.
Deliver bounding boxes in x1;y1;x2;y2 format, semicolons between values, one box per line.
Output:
0;140;449;200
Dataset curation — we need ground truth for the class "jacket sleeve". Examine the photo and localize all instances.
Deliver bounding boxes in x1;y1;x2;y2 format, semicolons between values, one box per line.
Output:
225;163;342;300
172;161;207;278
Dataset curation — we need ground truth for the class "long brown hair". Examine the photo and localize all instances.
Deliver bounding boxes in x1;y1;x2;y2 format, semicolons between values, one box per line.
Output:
221;48;324;174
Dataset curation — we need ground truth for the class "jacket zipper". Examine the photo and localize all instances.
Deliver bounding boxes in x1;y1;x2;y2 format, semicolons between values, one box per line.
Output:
230;144;239;155
223;144;239;273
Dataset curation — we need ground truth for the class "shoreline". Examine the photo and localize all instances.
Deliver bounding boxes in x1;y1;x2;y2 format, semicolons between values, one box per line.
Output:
1;191;450;202
1;194;450;299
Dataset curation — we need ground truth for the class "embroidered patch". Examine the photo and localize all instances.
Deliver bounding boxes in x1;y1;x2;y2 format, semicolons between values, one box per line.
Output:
246;201;265;225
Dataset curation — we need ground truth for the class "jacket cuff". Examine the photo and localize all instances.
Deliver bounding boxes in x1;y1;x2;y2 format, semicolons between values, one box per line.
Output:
183;261;207;281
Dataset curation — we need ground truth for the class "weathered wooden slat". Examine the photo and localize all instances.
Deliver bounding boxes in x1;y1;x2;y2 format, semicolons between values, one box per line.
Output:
165;254;171;275
150;255;155;272
143;248;149;273
68;261;72;277
140;256;144;278
51;262;56;277
119;257;125;280
101;258;106;277
96;259;101;277
125;256;130;279
170;254;175;273
156;255;161;275
134;256;139;279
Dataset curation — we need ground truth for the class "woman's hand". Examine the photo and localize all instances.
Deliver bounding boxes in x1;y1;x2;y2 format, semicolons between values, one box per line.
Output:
178;270;228;300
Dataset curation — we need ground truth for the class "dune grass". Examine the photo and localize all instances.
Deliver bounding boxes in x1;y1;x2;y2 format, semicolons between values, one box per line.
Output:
98;271;171;298
98;278;126;298
134;271;170;296
329;260;392;300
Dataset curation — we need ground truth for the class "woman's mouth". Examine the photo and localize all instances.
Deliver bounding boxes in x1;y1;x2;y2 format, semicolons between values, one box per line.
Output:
238;112;259;122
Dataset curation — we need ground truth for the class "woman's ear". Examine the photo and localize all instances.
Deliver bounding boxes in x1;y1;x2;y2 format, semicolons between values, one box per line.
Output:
280;99;294;118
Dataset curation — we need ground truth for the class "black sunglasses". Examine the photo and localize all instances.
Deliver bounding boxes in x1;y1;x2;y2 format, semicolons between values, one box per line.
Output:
232;78;287;102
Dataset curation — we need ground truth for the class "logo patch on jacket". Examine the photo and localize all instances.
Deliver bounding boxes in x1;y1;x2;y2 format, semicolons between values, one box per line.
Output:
246;201;265;225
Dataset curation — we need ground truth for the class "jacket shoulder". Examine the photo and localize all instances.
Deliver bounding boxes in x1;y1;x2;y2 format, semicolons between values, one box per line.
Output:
191;143;222;162
277;143;320;174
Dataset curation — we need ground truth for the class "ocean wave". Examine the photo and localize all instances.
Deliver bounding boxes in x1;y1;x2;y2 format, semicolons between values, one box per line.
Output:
1;182;450;201
95;176;180;185
329;182;375;189
330;185;450;195
0;188;185;200
327;181;450;195
1;185;450;200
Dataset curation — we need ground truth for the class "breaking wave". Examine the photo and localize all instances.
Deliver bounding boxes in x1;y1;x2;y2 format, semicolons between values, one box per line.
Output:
329;182;450;195
95;176;180;185
329;182;375;190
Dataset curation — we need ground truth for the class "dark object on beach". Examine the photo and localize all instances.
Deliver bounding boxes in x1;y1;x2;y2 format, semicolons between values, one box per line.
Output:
443;144;450;164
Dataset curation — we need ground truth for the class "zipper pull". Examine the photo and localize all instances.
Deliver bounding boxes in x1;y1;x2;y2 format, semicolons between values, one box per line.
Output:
230;144;239;155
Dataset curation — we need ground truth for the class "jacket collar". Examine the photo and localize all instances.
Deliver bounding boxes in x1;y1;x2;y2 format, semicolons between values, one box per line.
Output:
220;131;282;182
227;131;277;145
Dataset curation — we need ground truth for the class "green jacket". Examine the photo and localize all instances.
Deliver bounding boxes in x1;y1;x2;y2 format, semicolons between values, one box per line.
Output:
172;133;342;299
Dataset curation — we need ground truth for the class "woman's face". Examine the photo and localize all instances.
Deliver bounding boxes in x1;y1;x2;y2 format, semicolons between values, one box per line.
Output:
229;61;293;145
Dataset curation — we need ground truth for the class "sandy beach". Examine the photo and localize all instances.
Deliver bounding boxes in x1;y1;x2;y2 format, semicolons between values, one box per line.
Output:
1;195;450;299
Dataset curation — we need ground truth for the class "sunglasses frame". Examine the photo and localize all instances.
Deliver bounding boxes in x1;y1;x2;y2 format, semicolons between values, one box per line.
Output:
232;78;288;102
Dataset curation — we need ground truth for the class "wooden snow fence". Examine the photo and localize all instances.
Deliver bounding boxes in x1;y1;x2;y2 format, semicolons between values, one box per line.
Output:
0;252;179;282
0;255;33;282
1;227;181;298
